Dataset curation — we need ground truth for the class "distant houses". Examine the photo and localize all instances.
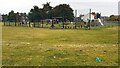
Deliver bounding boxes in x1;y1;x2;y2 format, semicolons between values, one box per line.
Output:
0;13;2;22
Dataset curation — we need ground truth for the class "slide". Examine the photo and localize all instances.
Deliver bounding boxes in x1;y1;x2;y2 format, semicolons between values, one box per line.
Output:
98;18;104;26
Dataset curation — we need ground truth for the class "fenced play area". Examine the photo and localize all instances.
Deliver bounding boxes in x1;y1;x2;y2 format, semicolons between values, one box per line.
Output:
2;9;118;30
2;21;118;29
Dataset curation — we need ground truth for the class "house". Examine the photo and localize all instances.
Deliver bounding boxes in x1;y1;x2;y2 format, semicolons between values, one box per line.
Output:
0;13;2;22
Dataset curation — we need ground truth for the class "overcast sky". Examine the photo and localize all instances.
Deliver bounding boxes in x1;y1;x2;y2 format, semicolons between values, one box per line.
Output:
0;0;119;16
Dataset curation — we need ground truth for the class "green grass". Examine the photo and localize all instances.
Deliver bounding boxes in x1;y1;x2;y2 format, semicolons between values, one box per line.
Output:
0;22;2;67
2;22;118;66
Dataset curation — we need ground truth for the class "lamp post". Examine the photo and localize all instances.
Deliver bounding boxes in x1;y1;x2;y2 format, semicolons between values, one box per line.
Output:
75;10;77;29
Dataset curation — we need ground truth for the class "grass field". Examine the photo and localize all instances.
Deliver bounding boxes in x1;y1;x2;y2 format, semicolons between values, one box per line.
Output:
1;22;118;66
0;23;2;67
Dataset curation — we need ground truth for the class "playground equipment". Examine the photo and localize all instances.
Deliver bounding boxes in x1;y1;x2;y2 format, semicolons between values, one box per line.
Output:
81;13;104;26
98;18;104;26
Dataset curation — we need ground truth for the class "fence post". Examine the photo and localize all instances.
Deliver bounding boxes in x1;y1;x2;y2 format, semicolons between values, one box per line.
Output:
42;21;43;28
9;22;10;26
15;22;16;26
33;22;35;27
29;22;30;27
3;21;5;26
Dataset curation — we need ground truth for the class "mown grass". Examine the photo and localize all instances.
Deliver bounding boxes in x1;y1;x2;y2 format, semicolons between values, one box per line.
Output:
2;22;118;66
0;22;2;67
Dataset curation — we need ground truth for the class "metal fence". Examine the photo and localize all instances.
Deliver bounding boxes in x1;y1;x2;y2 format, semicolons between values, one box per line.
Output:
2;21;119;29
103;21;118;26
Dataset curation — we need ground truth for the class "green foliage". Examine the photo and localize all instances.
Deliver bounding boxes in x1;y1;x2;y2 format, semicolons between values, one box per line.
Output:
4;11;26;23
28;6;47;22
2;14;8;22
53;4;74;21
8;10;16;22
109;15;119;21
15;12;22;22
3;3;74;23
28;3;74;22
43;2;52;12
42;2;53;19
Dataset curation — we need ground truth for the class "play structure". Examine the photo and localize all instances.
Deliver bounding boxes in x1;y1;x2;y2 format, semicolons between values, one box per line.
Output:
81;13;104;26
73;9;105;29
98;18;104;26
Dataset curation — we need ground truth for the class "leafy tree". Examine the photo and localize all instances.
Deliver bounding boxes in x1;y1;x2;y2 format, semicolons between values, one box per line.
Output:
7;10;16;26
42;2;53;19
43;2;52;12
28;6;47;27
14;12;21;26
15;12;21;22
53;4;74;22
8;10;16;22
28;6;46;22
109;15;118;21
2;14;8;22
2;14;8;26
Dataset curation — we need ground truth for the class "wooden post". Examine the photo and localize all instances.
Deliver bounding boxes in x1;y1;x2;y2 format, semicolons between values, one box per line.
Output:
51;20;54;28
3;21;5;26
29;22;30;27
15;22;16;26
9;22;10;26
42;20;43;28
33;22;35;27
62;18;64;29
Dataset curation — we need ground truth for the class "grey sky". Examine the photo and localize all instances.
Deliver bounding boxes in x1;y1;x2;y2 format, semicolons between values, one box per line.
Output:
0;0;119;16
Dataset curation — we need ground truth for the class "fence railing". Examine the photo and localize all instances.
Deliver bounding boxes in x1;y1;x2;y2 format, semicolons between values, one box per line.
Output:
2;21;119;29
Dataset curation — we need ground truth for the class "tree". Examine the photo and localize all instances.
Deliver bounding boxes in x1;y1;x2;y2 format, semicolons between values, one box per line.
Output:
15;12;21;22
29;6;39;22
2;14;8;22
28;6;47;27
8;10;16;26
8;10;16;22
28;6;46;22
53;4;74;22
2;14;8;26
14;12;20;26
42;2;53;19
43;2;52;12
109;15;118;21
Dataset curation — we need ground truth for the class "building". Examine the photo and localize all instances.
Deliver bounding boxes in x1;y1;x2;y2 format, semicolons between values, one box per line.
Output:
0;13;2;22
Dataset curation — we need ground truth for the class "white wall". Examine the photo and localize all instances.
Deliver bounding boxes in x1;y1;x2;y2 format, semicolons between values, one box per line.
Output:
0;14;2;22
